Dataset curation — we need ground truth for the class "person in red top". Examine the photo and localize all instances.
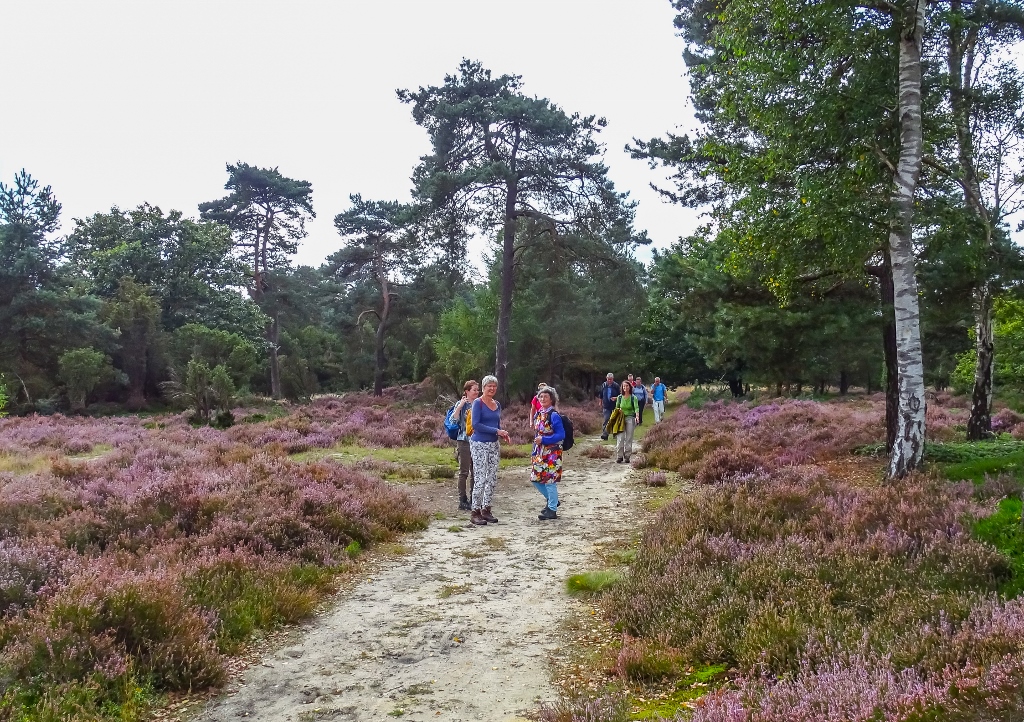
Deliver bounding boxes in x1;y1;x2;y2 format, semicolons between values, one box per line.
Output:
627;373;636;388
530;382;546;424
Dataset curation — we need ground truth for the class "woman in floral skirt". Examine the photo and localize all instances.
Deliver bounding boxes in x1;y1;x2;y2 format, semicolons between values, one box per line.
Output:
531;385;566;520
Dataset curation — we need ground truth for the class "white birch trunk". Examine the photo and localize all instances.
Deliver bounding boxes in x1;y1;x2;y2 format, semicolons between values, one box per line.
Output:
887;0;927;479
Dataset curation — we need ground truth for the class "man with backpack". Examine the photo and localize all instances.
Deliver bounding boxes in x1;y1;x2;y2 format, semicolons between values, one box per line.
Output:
597;372;618;440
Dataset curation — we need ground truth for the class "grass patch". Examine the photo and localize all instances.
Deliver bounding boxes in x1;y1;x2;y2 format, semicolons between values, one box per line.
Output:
447;525;465;533
483;536;506;550
293;443;456;467
458;549;485;559
973;497;1024;598
566;570;623;596
629;663;728;719
0;453;50;475
429;465;455;479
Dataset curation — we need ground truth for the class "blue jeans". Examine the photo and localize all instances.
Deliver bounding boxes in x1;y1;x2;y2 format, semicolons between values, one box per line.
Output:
532;481;559;511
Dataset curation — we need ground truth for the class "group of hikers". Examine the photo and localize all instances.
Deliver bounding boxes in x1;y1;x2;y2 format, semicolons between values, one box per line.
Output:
444;373;668;525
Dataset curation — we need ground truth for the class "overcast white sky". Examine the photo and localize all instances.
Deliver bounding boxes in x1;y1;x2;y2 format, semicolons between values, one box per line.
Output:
1;0;701;268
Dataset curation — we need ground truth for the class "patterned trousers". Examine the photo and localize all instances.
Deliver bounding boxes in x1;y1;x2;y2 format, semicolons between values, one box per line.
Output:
470;440;500;510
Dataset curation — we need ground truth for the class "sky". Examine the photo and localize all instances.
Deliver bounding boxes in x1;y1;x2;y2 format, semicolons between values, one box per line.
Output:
0;0;701;268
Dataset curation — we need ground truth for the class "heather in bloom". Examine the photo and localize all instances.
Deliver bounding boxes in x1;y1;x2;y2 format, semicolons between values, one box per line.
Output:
0;399;432;718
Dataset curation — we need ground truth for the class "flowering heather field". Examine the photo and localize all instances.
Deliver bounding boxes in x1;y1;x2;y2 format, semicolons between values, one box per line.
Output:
568;396;1024;721
0;396;477;721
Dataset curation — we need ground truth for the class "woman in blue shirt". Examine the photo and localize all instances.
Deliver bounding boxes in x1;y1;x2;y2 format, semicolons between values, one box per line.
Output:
469;375;511;526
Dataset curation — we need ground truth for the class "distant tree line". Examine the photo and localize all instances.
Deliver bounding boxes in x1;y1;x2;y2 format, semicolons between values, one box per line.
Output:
3;21;1024;454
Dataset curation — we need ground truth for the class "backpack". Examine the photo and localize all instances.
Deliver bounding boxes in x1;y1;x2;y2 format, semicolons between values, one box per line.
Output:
443;404;461;440
560;414;575;451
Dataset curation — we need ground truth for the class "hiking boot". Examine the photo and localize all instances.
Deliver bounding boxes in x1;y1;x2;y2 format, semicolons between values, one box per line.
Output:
482;507;498;523
470;510;487;526
600;434;608;441
458;496;471;511
539;508;557;521
616;458;624;463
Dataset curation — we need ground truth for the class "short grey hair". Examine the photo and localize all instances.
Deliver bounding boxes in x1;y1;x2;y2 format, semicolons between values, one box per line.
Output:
480;375;498;389
606;372;614;379
537;385;559;407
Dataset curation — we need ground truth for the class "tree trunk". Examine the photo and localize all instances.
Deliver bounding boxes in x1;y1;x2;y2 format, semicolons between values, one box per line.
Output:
887;0;927;479
268;313;282;400
947;9;995;440
373;277;392;397
967;285;994;439
839;370;849;396
882;250;899;453
494;183;518;404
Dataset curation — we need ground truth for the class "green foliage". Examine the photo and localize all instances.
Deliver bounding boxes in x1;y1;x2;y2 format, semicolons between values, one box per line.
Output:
927;438;1024;464
58;348;116;412
952;298;1024;394
101;278;161;408
162;360;236;425
972;497;1024;598
170;323;259;389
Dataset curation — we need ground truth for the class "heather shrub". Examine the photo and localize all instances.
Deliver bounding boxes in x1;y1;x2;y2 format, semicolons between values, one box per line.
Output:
538;694;630;722
608;467;1009;674
643;471;668;487
582;443;613;459
183;551;335;652
694;447;767;484
615;635;686;682
0;401;431;718
643;399;881;474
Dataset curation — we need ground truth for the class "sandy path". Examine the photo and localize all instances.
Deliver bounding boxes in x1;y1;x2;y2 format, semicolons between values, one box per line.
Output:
193;438;640;722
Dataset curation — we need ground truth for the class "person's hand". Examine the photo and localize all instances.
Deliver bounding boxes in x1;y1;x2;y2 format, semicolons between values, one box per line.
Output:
635;415;640;424
534;434;543;445
497;429;511;442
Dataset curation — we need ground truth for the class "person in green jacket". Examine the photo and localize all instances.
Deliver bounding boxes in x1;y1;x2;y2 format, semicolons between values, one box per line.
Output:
614;380;640;463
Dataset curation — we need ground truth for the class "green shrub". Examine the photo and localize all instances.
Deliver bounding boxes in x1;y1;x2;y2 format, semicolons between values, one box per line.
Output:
973;497;1024;598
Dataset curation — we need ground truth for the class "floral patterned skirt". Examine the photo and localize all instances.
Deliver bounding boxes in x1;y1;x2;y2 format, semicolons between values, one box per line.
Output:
531;444;562;483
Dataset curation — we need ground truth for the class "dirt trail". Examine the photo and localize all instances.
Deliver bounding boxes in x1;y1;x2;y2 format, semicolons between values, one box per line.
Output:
193;438;642;722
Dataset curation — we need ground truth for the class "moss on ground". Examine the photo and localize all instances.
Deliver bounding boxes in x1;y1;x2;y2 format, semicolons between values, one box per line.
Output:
628;664;728;720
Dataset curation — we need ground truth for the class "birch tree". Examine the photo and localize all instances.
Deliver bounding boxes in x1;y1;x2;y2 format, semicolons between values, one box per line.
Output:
929;0;1024;439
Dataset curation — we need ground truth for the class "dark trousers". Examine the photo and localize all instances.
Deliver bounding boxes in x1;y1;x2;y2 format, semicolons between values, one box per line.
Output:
601;407;614;437
456;439;473;498
638;399;647;425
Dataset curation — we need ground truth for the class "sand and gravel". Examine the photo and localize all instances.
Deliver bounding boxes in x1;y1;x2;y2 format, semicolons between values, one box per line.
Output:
192;437;642;722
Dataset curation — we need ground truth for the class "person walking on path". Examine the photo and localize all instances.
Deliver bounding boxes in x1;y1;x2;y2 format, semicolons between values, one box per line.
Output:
469;375;510;526
634;376;649;425
651;377;668;423
614;381;640;464
452;379;478;510
598;373;618;440
531;385;565;521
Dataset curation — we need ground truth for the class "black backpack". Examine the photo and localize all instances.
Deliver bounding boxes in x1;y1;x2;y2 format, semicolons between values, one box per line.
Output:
559;413;575;451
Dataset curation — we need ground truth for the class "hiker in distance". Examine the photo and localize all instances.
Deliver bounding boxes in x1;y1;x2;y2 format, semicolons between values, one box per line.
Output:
651;376;667;423
531;385;565;520
634;376;649;425
469;375;510;526
598;372;619;440
451;379;478;511
614;380;640;463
